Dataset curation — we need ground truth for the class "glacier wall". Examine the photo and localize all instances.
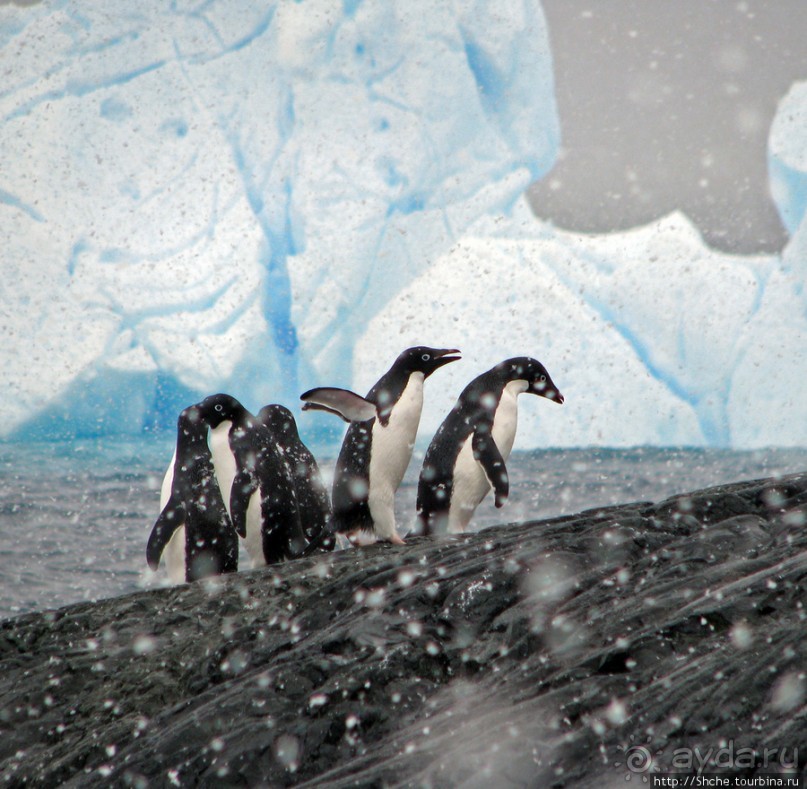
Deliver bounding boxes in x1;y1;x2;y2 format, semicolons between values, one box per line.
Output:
770;81;807;236
360;70;807;449
1;2;805;448
359;205;807;449
0;0;556;440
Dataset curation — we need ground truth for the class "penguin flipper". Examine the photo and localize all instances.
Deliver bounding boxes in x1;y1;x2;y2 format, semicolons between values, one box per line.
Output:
230;469;258;539
146;498;186;570
300;387;377;422
416;469;450;536
298;515;338;556
282;512;310;561
300;402;353;422
471;429;509;508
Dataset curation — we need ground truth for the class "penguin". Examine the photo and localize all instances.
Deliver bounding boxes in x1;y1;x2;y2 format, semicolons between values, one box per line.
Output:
148;394;312;581
416;357;563;535
229;407;310;566
300;346;461;545
146;394;241;583
257;404;333;550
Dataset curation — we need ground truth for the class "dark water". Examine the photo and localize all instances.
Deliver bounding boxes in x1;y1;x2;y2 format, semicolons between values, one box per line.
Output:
1;440;805;621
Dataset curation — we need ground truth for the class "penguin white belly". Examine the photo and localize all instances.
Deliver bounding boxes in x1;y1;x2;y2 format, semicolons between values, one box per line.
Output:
367;372;424;540
164;528;187;584
210;421;267;566
159;452;187;584
447;441;490;533
447;381;525;533
159;453;176;508
209;421;236;515
243;492;265;567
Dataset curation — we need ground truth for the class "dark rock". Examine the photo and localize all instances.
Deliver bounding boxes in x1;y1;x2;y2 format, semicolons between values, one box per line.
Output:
1;473;806;787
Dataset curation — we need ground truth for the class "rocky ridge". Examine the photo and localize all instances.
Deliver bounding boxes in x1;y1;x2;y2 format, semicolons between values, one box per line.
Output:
1;472;806;787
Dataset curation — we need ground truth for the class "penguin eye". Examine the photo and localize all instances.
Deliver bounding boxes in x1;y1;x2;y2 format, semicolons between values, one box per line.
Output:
215;404;223;412
421;353;431;362
539;375;546;383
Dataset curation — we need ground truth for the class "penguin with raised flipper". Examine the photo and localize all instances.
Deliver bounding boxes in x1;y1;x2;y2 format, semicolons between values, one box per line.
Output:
416;357;563;535
301;346;461;546
257;404;333;550
147;394;241;583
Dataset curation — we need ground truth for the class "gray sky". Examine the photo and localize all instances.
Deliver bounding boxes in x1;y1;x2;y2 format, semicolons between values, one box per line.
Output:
529;0;807;254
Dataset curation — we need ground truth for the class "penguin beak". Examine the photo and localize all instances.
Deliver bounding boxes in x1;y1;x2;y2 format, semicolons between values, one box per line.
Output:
436;348;462;363
530;380;564;404
429;349;462;373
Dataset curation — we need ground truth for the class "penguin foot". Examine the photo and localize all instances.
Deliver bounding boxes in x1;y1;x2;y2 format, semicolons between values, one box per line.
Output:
343;529;406;546
346;529;378;547
334;533;354;551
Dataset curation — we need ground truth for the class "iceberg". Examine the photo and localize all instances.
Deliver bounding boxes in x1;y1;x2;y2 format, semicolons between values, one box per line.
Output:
332;74;807;451
0;0;557;439
769;80;807;236
0;2;804;448
359;204;807;448
361;65;807;450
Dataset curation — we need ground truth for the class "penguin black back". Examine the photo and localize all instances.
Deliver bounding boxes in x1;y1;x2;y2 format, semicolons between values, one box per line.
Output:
417;357;563;535
147;394;241;581
228;409;310;565
258;405;332;547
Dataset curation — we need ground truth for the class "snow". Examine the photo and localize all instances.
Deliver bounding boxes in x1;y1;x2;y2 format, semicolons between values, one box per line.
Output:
0;3;805;448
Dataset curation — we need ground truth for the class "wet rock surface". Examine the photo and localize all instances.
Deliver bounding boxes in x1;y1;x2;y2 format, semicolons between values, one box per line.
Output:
1;473;806;787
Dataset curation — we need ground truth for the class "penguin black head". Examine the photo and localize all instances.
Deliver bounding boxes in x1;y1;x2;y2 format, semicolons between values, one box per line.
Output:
258;404;299;439
497;357;564;404
396;346;462;378
188;393;247;428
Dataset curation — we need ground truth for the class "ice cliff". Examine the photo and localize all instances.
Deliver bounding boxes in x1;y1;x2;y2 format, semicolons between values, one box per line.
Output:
0;0;556;440
0;1;805;447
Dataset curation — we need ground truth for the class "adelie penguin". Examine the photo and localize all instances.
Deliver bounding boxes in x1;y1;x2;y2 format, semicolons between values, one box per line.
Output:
300;346;461;545
147;394;241;583
147;394;310;582
257;404;332;550
227;406;312;567
416;357;563;535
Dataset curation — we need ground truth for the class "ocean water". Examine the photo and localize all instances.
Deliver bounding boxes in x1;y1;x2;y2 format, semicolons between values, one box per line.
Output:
1;440;805;622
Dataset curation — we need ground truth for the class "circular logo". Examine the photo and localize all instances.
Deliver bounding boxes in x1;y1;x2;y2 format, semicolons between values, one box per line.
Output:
626;745;653;773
